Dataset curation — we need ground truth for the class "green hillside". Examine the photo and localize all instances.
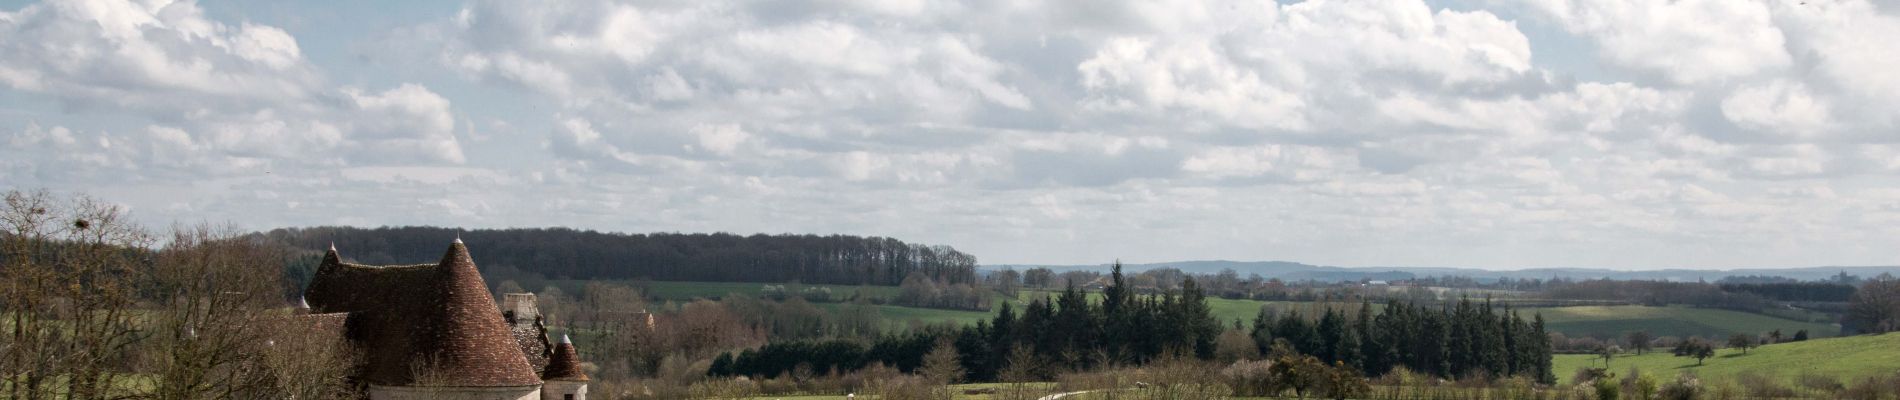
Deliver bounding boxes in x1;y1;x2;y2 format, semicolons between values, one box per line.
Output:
1553;332;1900;385
1524;305;1838;340
604;282;1840;343
543;280;906;302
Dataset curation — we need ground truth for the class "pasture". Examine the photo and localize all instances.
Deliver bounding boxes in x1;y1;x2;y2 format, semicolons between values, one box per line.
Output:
1552;332;1900;385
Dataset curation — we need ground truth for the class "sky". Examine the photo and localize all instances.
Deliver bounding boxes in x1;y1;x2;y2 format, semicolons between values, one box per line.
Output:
4;0;1900;269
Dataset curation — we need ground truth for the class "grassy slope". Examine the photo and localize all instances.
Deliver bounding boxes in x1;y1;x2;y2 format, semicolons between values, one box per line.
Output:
738;383;1058;399
1553;332;1900;385
1524;305;1839;340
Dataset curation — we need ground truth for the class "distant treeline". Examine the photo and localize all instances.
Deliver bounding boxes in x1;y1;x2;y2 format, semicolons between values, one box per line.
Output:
1719;282;1856;302
261;226;976;286
1252;299;1555;383
715;264;1225;382
1539;279;1855;313
713;265;1556;384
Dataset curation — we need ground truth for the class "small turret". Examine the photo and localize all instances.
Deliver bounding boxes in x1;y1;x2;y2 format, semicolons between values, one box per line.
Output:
541;333;589;400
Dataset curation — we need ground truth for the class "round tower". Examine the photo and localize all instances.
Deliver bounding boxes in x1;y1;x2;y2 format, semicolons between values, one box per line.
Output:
541;334;589;400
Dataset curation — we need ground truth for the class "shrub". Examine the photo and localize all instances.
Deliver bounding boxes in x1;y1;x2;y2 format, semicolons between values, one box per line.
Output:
686;378;761;399
1574;367;1611;385
1619;368;1656;400
1797;372;1844;394
1736;372;1793;399
1656;374;1701;400
1221;359;1275;396
870;374;951;400
1841;373;1900;400
1594;377;1621;400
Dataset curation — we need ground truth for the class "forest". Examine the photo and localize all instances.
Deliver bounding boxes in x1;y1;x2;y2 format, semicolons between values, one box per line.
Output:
261;226;977;287
712;265;1556;387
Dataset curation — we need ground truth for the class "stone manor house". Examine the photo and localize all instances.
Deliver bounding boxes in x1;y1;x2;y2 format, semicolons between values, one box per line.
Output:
301;239;589;400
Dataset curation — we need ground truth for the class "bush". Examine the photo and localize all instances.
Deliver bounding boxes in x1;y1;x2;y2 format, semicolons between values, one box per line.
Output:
1797;372;1844;394
1841;374;1900;400
1221;359;1275;396
1594;377;1621;400
870;374;952;400
686;378;760;399
1657;374;1701;400
1736;372;1793;399
1619;368;1656;400
1573;367;1611;385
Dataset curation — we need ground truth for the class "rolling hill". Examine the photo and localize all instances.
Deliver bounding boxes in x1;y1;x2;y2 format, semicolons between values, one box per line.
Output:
986;261;1900;283
1552;332;1900;385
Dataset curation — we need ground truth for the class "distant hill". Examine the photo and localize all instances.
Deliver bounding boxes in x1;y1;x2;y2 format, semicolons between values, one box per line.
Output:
984;261;1900;282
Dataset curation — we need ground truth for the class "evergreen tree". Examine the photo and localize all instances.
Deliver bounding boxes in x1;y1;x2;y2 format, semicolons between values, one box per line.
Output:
1337;327;1364;372
1532;313;1555;384
1179;277;1220;358
1316;309;1345;362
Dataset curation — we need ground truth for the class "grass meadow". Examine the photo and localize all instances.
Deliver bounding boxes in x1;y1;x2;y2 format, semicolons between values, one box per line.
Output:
1552;332;1900;385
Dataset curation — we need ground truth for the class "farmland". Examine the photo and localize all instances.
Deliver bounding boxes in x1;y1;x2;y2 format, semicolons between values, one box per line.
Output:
1551;332;1900;385
623;281;1841;341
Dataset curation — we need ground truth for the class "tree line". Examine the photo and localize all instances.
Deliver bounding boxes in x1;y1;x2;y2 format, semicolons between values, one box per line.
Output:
1250;298;1556;384
261;226;977;287
709;264;1556;385
713;263;1223;382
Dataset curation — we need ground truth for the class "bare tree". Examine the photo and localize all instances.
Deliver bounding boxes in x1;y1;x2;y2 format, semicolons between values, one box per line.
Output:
1847;274;1900;334
2;190;152;400
145;224;357;399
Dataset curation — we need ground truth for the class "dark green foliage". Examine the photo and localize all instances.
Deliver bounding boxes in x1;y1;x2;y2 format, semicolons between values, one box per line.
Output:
708;353;734;377
720;270;1226;380
1673;337;1716;365
1250;298;1555;383
1719;282;1856;302
1727;334;1756;354
265;226;978;286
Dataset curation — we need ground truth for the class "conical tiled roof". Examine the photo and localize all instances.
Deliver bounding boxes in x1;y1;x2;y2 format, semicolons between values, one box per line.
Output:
303;242;542;387
412;242;542;386
542;334;588;381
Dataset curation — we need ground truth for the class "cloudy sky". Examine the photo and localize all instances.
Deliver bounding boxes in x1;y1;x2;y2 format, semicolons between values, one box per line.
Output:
4;0;1900;269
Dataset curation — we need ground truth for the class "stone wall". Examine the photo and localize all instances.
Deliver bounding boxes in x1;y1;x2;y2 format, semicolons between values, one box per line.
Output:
541;381;587;400
368;384;540;400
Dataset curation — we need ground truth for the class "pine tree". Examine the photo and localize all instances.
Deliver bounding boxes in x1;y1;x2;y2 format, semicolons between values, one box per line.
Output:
1337;327;1364;372
1316;309;1344;363
1355;301;1385;376
1532;313;1555;384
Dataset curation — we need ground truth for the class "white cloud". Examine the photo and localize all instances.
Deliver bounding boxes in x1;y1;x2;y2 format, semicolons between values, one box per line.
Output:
0;0;466;180
10;0;1900;268
0;0;320;112
1722;80;1831;138
1517;0;1789;85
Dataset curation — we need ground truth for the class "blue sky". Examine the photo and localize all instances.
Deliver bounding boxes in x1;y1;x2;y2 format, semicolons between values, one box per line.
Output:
5;0;1900;269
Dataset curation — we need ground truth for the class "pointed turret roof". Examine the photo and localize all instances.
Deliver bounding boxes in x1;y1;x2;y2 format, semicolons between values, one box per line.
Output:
410;241;542;386
542;334;588;381
302;241;541;387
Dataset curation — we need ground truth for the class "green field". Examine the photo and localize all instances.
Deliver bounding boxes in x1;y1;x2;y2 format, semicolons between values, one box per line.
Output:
1523;305;1838;340
620;282;1840;342
738;382;1057;399
1552;332;1900;385
548;280;907;302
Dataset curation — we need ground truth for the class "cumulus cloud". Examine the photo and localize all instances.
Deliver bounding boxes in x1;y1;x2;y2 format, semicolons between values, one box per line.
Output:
9;0;1900;268
0;0;319;112
1513;0;1790;85
0;0;468;186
